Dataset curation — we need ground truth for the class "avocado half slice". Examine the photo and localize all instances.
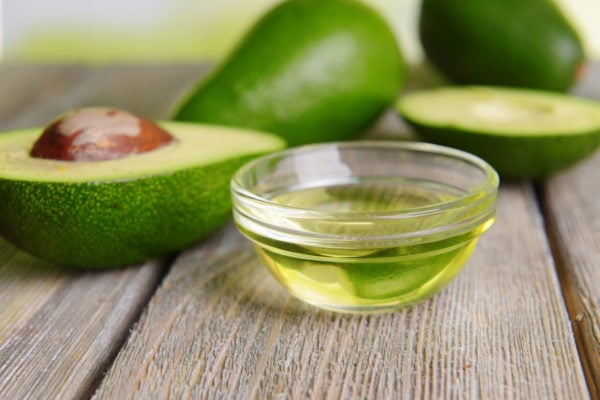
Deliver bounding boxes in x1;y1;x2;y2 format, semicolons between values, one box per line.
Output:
0;121;285;268
397;86;600;178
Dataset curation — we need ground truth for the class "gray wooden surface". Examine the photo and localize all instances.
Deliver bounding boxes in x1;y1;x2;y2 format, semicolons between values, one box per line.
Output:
0;64;598;399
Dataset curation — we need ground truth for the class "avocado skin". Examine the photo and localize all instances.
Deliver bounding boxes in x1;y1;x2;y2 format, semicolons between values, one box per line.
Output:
0;155;258;268
172;0;404;146
419;0;585;92
402;120;600;178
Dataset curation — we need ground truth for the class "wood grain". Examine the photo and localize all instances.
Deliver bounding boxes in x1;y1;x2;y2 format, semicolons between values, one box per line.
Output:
0;64;207;131
539;61;600;399
93;183;589;399
43;64;208;119
0;65;89;129
542;150;600;399
0;255;166;399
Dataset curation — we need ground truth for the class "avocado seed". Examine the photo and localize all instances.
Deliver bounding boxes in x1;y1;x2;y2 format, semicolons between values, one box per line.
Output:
30;107;175;161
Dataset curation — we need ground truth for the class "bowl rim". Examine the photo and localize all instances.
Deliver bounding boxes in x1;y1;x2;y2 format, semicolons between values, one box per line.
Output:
231;140;499;221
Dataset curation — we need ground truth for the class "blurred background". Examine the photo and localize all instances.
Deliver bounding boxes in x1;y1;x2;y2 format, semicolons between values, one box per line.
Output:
1;0;599;64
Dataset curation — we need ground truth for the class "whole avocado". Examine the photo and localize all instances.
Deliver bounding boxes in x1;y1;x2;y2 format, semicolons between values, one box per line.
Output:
419;0;585;92
172;0;404;146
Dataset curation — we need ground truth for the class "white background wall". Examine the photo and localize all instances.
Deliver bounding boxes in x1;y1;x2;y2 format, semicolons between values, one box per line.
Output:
1;0;599;63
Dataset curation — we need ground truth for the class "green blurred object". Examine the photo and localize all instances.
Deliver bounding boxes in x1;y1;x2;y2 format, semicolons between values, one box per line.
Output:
397;86;600;178
419;0;586;92
172;0;405;146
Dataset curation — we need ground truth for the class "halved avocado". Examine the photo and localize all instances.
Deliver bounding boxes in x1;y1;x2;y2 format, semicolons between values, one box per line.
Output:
397;86;600;178
0;121;285;268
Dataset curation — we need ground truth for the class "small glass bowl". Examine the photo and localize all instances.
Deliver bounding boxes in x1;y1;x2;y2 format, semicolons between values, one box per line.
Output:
231;141;499;313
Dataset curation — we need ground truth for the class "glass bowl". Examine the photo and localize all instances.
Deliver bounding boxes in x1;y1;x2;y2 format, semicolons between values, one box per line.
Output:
231;141;499;313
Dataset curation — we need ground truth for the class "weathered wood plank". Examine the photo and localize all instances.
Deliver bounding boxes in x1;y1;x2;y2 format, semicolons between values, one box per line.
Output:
1;64;207;130
0;250;166;399
542;150;600;398
0;64;89;130
573;61;600;101
537;60;600;398
93;183;589;399
0;240;70;341
0;64;90;131
39;64;208;119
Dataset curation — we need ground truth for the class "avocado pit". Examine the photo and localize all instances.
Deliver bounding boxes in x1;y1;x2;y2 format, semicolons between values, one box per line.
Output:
30;107;175;161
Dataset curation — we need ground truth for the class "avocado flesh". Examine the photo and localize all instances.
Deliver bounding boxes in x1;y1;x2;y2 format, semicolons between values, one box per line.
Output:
419;0;585;92
397;86;600;178
0;122;285;268
172;0;404;146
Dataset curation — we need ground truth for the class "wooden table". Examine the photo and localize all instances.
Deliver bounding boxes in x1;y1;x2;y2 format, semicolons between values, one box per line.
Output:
0;64;598;400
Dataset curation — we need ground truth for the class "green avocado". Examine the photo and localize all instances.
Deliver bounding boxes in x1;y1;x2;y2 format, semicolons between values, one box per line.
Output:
172;0;404;146
419;0;585;92
0;122;285;268
397;86;600;178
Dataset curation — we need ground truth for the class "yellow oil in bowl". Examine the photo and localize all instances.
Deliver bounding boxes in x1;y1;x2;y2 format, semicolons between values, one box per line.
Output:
232;142;498;313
